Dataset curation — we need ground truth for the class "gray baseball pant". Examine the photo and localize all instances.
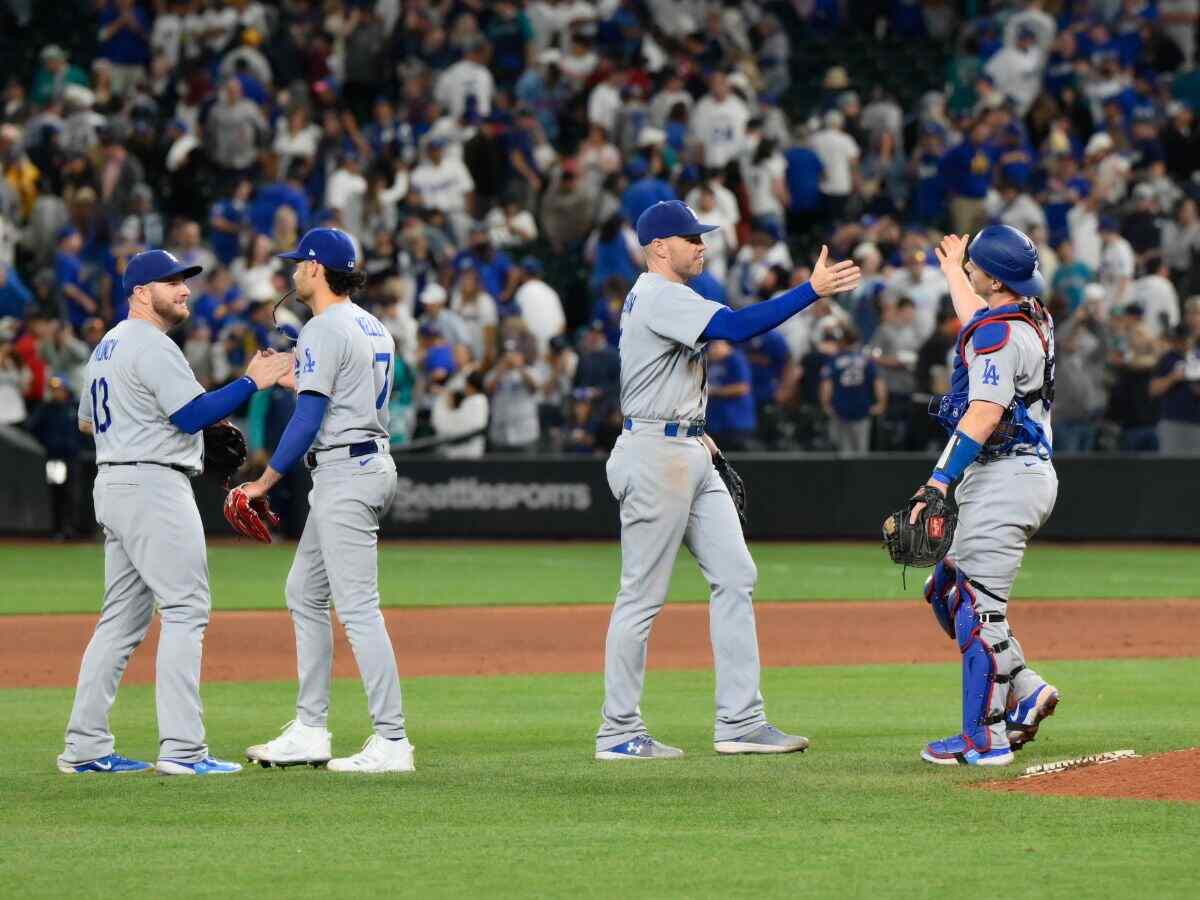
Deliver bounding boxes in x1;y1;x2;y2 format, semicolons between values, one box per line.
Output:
62;465;210;764
286;453;406;740
597;425;766;751
951;456;1059;745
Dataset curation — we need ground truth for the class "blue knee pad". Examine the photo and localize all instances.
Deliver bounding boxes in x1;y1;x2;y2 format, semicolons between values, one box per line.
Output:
924;560;957;639
954;575;1006;751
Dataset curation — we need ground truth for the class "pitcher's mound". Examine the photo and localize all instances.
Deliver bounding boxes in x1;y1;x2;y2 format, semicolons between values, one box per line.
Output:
981;748;1200;802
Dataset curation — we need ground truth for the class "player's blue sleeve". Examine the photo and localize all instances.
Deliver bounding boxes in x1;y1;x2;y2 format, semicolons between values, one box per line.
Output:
168;376;257;434
700;282;819;342
267;391;329;475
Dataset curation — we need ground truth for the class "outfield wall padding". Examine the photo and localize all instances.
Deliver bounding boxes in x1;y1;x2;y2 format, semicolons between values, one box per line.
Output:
1;440;1196;540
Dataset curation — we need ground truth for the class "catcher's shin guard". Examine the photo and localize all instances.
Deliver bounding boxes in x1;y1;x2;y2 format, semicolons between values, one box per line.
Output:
923;559;958;639
954;575;1009;752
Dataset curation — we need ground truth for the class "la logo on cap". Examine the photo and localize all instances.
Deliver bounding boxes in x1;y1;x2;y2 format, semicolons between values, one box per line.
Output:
309;249;316;256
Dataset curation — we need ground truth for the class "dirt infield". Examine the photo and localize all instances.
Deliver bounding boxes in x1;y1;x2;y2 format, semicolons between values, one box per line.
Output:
2;599;1198;689
981;748;1200;803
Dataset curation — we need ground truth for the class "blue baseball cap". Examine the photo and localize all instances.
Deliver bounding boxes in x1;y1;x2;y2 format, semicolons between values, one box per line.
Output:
278;227;357;272
123;249;203;295
635;200;718;246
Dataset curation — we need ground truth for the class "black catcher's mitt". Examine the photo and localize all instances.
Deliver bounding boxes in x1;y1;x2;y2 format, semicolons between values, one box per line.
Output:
203;420;248;487
714;451;748;528
882;486;957;567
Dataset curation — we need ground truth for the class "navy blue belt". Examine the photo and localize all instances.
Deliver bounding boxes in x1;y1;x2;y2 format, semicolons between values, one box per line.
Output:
101;461;197;477
305;440;381;469
623;417;706;438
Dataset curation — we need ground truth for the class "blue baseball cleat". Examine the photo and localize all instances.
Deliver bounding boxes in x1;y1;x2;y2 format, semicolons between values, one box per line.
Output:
57;753;153;775
1006;683;1060;751
921;734;1013;767
595;735;684;760
155;756;244;776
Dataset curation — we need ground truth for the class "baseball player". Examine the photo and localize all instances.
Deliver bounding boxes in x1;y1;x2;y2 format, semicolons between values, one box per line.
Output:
596;200;860;759
914;224;1060;766
58;249;292;776
238;228;413;774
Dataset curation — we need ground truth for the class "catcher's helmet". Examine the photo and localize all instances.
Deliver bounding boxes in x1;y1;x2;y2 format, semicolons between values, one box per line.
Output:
967;224;1045;298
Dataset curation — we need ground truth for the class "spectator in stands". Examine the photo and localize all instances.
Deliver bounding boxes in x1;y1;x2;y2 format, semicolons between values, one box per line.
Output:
435;38;495;120
432;370;489;459
1149;298;1200;452
820;326;887;455
31;45;89;107
940;117;994;235
450;265;498;365
485;337;542;452
692;71;750;170
1052;241;1095;312
0;318;29;425
810;109;860;224
53;227;97;329
1099;216;1137;310
0;258;34;321
453;225;513;307
742;325;793;448
868;297;922;449
1133;258;1181;339
205;78;266;185
1161;197;1200;297
512;256;565;356
26;373;83;539
704;340;756;451
417;283;472;355
574;321;621;403
1054;285;1112;453
540;159;595;253
1106;302;1163;451
885;249;944;340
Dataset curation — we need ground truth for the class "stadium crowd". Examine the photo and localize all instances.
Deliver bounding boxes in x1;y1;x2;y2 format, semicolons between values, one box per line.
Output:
2;0;1200;503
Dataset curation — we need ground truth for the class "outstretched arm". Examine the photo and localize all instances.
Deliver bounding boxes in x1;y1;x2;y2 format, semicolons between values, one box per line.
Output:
169;351;293;434
701;246;860;342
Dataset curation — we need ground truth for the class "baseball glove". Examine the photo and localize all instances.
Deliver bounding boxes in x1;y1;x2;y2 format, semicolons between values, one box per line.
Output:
882;487;957;568
714;451;748;528
223;485;280;544
203;421;248;487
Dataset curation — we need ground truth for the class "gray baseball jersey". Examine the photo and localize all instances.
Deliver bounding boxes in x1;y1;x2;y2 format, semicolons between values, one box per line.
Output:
618;272;724;421
963;318;1054;454
279;298;407;745
598;271;776;754
295;301;392;448
77;319;205;470
63;317;214;768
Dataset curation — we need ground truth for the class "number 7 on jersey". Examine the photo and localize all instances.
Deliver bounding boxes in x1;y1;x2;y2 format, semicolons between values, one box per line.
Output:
374;352;392;410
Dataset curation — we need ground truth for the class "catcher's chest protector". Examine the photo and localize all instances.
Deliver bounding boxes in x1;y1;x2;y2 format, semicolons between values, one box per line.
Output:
934;301;1055;450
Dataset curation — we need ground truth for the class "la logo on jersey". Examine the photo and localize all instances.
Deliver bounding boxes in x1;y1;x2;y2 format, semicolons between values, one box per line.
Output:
981;358;1000;386
302;347;317;373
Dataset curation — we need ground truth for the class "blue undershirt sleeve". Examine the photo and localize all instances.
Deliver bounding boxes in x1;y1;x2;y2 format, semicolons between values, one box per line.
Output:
700;281;820;342
267;391;330;475
168;376;257;434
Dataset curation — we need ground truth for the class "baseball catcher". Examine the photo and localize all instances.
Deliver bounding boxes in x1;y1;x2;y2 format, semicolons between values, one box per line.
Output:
885;225;1060;767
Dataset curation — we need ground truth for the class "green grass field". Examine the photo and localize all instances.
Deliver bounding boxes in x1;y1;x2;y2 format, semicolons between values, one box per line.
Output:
3;542;1198;615
4;659;1199;898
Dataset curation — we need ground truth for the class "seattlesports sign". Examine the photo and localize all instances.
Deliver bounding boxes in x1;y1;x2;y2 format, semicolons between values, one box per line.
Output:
388;476;594;521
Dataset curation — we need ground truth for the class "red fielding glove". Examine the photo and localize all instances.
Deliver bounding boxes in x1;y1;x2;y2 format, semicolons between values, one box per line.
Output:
223;486;281;544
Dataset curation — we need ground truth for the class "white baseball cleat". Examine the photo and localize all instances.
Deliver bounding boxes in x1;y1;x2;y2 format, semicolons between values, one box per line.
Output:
246;720;332;768
327;734;415;773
